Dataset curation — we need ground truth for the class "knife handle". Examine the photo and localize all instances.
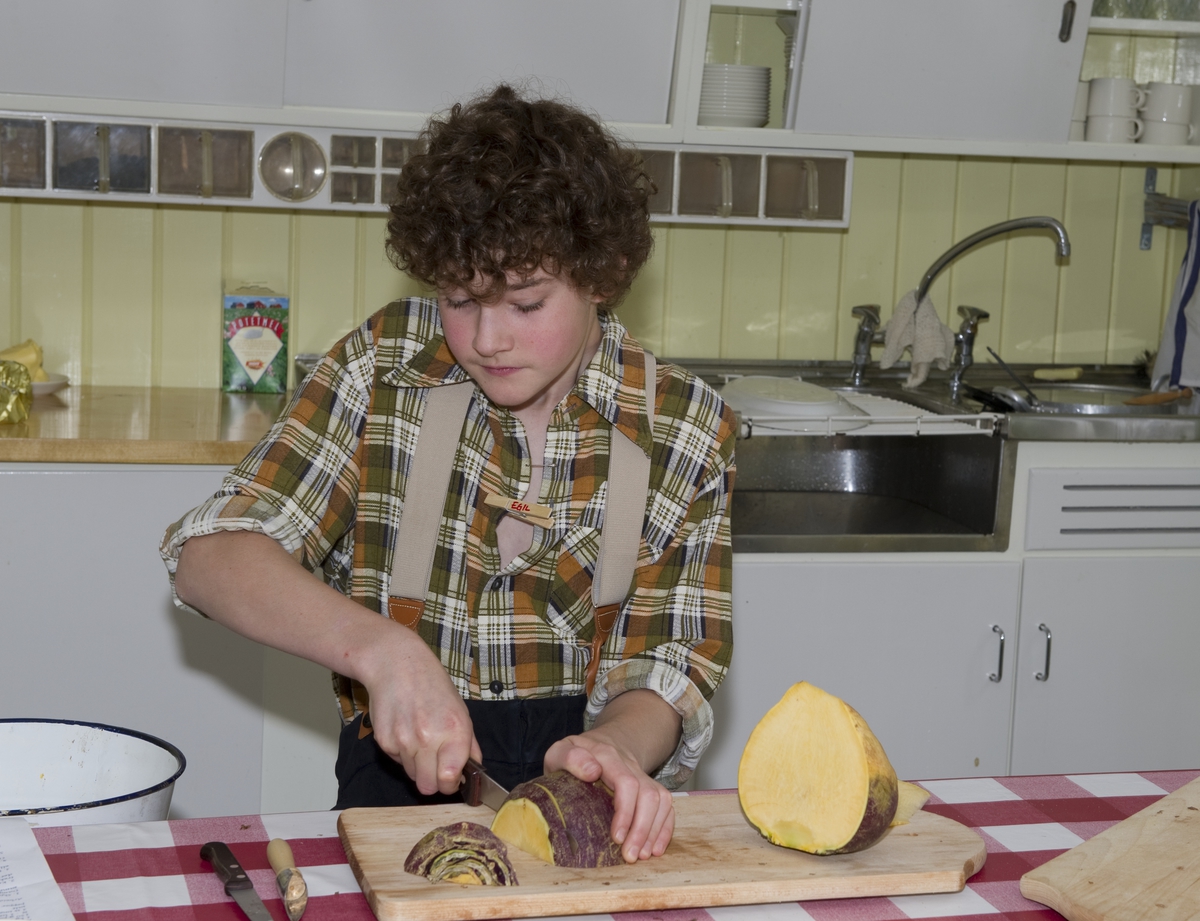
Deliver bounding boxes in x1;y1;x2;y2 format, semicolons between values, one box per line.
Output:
267;838;297;875
200;841;254;893
461;758;483;807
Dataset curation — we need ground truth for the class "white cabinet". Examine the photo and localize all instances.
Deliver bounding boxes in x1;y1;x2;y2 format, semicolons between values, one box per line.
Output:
0;464;340;818
790;0;1087;144
1010;556;1200;775
694;558;1022;790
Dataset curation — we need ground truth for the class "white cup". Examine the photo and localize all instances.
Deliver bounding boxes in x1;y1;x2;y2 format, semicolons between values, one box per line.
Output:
1070;119;1086;141
1141;82;1193;124
1088;77;1147;118
1086;114;1143;143
1073;81;1090;121
1142;119;1194;145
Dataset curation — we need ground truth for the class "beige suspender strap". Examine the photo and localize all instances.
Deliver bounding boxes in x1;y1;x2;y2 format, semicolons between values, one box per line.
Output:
585;352;655;697
386;380;476;629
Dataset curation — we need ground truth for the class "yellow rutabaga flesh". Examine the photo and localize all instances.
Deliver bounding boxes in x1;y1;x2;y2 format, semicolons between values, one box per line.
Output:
738;682;899;855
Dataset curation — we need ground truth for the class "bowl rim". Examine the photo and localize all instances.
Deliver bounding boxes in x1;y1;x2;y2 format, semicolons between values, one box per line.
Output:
0;717;186;817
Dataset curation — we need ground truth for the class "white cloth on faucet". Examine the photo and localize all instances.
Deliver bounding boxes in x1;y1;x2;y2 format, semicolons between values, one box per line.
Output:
1151;199;1200;401
879;289;956;388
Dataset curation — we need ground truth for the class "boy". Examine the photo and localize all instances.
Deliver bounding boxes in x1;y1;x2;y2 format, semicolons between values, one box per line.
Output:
162;85;735;863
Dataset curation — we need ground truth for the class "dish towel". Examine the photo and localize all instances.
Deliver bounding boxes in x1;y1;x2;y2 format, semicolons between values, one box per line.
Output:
879;289;956;388
1151;199;1200;401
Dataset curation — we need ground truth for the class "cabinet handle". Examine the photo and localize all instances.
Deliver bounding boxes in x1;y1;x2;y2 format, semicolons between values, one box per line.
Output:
95;125;111;194
1035;623;1053;681
1059;1;1076;42
200;130;214;199
988;625;1005;682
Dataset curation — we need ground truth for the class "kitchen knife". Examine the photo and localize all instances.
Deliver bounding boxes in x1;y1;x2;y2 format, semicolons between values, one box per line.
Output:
200;841;273;921
266;838;308;921
460;758;509;811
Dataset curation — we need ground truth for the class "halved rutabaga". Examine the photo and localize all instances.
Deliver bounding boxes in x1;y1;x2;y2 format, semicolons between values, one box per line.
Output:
404;822;519;885
738;681;899;855
490;771;623;868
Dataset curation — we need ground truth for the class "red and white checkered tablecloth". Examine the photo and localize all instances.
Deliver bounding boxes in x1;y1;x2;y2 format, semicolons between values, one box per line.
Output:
31;770;1200;921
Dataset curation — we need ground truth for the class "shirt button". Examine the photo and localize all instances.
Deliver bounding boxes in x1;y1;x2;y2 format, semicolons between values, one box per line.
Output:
489;680;504;695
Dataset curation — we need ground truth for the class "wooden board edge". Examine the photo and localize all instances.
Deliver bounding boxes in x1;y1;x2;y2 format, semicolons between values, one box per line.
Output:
1017;875;1074;919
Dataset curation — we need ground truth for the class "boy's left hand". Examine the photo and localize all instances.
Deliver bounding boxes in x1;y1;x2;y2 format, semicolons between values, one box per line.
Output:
544;733;674;863
542;688;683;863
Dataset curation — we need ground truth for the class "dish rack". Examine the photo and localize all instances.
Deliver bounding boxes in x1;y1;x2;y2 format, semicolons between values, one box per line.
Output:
736;391;1003;438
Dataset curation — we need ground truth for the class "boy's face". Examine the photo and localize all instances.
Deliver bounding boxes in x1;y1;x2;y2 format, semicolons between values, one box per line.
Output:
438;269;604;415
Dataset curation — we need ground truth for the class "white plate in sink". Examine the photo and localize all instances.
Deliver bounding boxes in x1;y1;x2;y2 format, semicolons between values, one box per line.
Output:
720;376;869;433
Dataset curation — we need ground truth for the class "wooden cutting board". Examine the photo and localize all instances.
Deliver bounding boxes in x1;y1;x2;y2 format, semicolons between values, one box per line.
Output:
1020;775;1200;920
338;792;986;921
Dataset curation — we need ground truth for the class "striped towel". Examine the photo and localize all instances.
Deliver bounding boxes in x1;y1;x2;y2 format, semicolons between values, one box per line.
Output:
1151;199;1200;392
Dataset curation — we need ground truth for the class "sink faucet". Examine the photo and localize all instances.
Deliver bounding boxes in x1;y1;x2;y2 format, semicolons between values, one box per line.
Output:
848;304;882;386
916;216;1070;304
949;305;989;401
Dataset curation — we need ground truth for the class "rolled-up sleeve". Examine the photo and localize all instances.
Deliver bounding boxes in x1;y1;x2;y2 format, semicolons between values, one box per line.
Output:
159;321;378;612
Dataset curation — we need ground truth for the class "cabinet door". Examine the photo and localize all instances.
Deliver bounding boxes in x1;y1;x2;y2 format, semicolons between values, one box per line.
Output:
1011;557;1200;775
694;559;1020;790
282;0;680;125
0;1;287;108
793;0;1086;142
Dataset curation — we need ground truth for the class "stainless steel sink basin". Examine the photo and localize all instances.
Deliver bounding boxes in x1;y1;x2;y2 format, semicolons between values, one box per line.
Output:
731;432;1014;553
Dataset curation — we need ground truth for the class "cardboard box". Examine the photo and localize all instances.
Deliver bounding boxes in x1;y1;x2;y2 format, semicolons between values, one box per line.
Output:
223;286;289;393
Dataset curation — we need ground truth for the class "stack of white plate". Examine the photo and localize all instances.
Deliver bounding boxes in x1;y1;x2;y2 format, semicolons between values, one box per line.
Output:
699;64;771;128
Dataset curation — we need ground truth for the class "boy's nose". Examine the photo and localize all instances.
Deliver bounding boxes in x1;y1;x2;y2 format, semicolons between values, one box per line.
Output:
472;306;512;356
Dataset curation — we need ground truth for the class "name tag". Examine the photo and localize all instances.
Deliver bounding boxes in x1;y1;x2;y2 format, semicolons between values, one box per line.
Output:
484;492;554;528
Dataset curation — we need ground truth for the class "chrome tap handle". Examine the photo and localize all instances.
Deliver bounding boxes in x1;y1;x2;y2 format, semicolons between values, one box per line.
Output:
949;306;990;400
957;305;990;334
849;305;882;386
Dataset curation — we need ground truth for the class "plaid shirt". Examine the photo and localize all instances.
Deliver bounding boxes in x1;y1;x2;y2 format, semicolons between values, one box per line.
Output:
161;298;736;786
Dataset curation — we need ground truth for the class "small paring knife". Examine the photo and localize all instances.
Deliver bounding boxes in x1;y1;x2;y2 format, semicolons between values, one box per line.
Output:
460;758;509;811
200;841;272;921
267;838;308;921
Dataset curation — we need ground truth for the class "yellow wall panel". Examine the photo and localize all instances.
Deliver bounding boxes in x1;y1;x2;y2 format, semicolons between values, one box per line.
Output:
359;215;425;324
778;228;841;360
1132;35;1177;83
838;154;902;357
1002;161;1068;364
161;207;224;388
1108;164;1172;363
894;156;958;313
226;211;291;294
1081;33;1133;80
1058;162;1121;362
20;202;85;383
1;202;13;345
947;159;1012;357
90;205;154;386
621;225;667;355
293;213;358;357
661;226;725;358
721;227;783;359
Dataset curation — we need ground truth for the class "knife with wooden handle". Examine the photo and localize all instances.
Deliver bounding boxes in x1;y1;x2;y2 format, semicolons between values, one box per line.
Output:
460;758;509;811
267;838;308;921
200;841;273;921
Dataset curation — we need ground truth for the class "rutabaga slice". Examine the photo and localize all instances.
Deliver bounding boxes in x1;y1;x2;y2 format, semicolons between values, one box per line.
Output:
404;822;519;885
490;771;624;868
738;681;899;855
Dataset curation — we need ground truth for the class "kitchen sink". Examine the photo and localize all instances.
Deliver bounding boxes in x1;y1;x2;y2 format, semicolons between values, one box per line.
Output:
731;431;1014;553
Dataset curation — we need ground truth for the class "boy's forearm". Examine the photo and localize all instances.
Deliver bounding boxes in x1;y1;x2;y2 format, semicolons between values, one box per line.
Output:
174;529;414;682
588;689;682;776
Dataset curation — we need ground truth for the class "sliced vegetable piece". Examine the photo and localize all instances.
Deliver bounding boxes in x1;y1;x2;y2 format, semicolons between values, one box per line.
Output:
404;821;519;886
890;780;931;827
738;681;899;855
490;770;623;868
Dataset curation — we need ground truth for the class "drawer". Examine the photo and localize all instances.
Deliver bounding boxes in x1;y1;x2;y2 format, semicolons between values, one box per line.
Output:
1026;467;1200;550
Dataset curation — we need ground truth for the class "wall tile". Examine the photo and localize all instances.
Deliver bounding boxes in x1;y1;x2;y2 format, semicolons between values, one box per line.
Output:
161;207;224;388
19;201;85;383
1058;162;1121;362
721;227;783;359
621;224;667;354
779;227;840;360
1003;160;1068;364
837;154;902;357
1108;164;1172;363
947;159;1012;358
661;225;725;358
0;202;13;346
90;204;154;386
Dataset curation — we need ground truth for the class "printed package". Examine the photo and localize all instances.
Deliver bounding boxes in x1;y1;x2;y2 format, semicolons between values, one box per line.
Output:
223;286;289;393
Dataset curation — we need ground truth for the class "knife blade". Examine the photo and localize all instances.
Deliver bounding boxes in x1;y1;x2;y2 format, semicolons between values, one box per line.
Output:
460;758;509;811
200;841;273;921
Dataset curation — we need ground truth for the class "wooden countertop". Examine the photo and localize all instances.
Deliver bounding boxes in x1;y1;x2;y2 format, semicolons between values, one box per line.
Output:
0;386;287;464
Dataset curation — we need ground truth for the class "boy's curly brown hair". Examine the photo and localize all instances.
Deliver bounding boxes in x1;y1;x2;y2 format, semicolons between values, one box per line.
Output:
385;84;654;308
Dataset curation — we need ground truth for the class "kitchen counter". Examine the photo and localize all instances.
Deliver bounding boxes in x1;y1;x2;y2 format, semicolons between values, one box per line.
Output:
20;769;1199;920
0;386;287;464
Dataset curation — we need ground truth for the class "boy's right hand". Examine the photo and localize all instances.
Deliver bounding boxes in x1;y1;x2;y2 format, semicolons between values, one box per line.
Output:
358;624;482;797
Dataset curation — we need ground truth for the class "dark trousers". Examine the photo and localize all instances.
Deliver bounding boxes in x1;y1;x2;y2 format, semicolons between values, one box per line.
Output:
333;695;587;809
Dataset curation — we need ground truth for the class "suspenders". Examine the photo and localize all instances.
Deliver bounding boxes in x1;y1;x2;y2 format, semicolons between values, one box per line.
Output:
339;353;656;728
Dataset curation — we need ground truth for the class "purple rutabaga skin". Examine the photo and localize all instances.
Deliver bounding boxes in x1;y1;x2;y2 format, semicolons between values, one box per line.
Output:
827;773;899;855
505;771;624;868
404;821;519;885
